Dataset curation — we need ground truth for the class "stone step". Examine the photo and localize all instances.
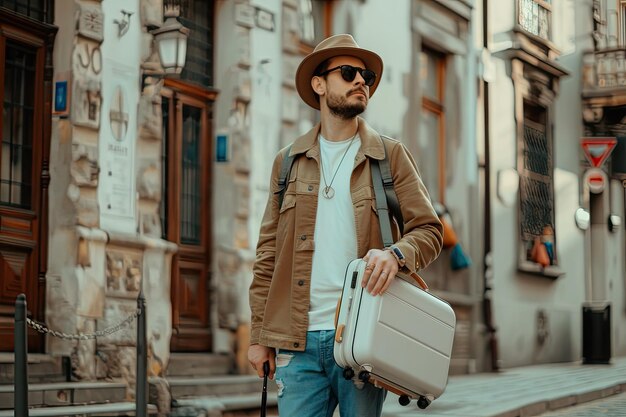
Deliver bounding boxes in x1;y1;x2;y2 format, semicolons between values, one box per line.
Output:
0;402;158;417
166;353;232;377
168;374;277;399
0;354;68;384
0;381;127;410
174;392;279;415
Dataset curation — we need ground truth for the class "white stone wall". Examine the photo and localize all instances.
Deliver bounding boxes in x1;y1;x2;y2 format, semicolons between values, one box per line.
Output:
47;0;174;390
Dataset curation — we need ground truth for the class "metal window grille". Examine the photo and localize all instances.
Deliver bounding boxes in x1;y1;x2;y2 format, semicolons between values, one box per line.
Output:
179;1;214;88
0;0;51;23
161;97;169;239
1;40;35;209
180;105;201;245
519;117;554;243
518;0;551;41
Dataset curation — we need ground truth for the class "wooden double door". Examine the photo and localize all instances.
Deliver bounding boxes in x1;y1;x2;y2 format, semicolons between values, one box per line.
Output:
0;11;56;352
162;81;216;352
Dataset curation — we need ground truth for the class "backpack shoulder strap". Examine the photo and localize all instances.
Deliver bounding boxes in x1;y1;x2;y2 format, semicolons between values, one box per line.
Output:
277;145;296;209
378;135;404;236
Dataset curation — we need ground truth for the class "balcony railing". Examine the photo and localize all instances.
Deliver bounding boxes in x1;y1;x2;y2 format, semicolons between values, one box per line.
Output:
582;48;626;91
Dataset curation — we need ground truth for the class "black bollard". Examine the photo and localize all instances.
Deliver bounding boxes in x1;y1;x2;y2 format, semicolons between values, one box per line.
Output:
15;294;28;417
136;291;147;417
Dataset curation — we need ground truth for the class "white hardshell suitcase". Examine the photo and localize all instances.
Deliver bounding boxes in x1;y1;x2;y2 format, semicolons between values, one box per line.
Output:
333;258;456;409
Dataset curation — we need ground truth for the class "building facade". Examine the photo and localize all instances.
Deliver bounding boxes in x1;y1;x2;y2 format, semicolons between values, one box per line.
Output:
481;0;626;369
1;0;625;408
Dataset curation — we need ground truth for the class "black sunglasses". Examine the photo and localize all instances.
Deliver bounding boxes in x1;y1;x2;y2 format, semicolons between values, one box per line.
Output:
317;65;377;87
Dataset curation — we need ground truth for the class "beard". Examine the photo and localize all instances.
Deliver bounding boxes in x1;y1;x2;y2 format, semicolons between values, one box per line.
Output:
326;89;366;120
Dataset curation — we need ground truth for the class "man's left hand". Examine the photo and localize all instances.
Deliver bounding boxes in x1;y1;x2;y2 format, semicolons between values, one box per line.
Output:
362;248;399;296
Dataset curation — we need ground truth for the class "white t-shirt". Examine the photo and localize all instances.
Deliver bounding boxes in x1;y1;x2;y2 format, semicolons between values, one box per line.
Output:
308;134;361;330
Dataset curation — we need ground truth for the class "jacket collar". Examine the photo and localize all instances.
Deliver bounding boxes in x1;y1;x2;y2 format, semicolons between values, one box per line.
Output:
289;117;385;160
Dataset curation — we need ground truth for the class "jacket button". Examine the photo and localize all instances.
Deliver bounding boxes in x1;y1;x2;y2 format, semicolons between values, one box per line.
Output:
300;235;307;240
294;342;299;348
308;185;313;191
298;280;304;286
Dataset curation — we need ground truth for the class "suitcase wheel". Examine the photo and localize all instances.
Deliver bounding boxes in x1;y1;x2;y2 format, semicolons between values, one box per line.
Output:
342;367;355;380
358;370;370;382
417;396;431;409
398;395;411;406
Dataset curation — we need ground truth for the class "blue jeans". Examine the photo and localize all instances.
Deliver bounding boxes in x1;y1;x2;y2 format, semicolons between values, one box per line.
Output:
275;330;387;417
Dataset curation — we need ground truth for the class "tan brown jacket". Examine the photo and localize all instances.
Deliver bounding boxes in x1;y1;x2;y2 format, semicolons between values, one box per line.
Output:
250;117;443;351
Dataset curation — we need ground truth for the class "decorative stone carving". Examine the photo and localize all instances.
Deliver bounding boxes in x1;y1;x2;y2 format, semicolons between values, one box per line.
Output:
99;299;138;344
105;249;142;298
138;164;160;200
140;0;163;28
138;91;162;141
232;130;250;174
70;318;96;380
95;344;121;379
76;3;105;42
66;186;99;227
141;212;162;237
72;78;102;129
583;107;603;123
71;144;99;187
73;41;102;77
110;86;130;141
235;26;251;67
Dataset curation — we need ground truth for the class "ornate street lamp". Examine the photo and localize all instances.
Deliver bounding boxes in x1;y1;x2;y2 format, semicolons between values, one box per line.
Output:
151;2;190;75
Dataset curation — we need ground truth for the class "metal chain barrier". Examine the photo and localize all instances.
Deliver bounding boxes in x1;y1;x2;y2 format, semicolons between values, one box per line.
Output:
26;309;141;341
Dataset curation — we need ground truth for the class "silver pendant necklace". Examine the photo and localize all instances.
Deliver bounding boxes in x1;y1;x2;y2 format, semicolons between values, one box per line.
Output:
320;132;358;199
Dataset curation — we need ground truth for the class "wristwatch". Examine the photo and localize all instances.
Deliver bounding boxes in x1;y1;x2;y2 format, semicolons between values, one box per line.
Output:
386;245;406;268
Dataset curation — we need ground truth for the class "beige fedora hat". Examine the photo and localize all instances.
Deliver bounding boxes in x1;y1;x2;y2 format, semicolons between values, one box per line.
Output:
295;34;383;110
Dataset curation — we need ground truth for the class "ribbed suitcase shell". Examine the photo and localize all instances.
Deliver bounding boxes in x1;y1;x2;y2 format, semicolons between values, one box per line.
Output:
334;259;456;401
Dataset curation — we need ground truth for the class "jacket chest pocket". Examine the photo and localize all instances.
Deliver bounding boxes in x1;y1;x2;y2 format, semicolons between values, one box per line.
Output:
277;179;318;247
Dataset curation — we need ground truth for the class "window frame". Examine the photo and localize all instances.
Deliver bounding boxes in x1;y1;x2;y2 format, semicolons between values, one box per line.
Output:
517;99;560;277
0;33;44;209
617;0;626;48
420;46;447;204
297;0;333;54
517;0;552;42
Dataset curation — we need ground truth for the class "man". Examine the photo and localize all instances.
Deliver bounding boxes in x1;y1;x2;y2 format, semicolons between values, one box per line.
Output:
248;34;443;417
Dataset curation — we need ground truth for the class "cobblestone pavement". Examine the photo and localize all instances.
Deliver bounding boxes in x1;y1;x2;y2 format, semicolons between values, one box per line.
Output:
539;391;626;416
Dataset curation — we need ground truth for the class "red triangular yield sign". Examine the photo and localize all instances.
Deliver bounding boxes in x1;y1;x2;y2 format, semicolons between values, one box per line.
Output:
581;137;617;167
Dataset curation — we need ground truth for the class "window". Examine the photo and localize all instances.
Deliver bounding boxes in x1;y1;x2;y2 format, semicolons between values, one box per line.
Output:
298;0;332;48
0;0;51;23
518;0;551;41
1;40;35;208
419;47;446;203
179;0;214;88
519;102;556;266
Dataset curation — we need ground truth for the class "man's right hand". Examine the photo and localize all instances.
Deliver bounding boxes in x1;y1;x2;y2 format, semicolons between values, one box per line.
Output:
248;344;276;380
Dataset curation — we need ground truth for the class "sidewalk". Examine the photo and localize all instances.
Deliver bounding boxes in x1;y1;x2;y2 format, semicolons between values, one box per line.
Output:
381;356;626;417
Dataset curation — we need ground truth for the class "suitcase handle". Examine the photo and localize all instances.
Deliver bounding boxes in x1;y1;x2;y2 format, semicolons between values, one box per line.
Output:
408;272;429;292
